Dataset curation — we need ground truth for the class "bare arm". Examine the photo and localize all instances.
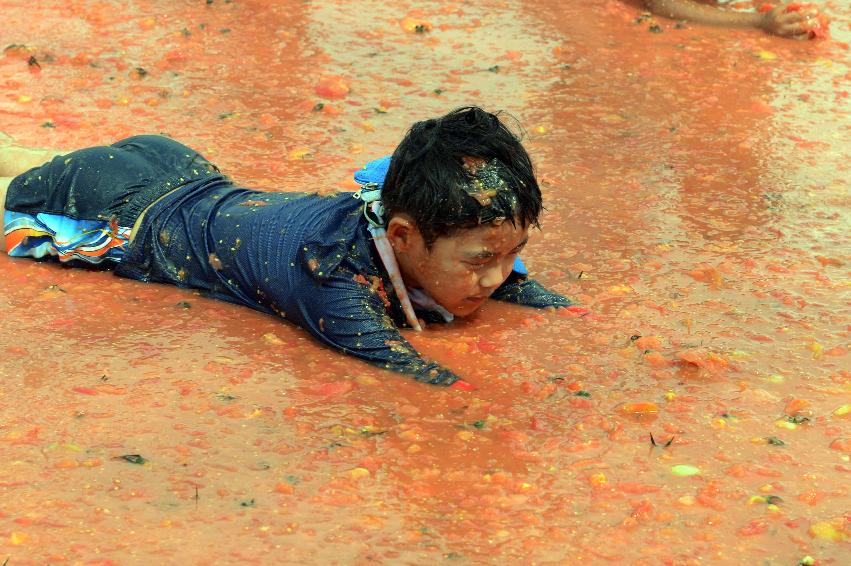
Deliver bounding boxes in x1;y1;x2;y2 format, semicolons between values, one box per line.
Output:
644;1;820;37
646;0;763;28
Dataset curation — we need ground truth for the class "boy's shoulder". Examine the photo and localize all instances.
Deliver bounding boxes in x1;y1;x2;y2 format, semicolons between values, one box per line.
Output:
229;189;361;223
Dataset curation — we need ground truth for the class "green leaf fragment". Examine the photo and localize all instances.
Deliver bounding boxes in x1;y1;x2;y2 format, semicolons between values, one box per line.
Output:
671;464;701;477
359;426;387;437
120;454;147;465
766;436;785;446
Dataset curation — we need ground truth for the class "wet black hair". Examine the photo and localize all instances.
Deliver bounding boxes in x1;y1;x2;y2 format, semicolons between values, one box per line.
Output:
382;106;542;247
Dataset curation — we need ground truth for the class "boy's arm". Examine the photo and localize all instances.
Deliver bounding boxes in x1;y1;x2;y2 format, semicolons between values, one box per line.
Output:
644;1;815;37
490;271;573;309
285;270;462;386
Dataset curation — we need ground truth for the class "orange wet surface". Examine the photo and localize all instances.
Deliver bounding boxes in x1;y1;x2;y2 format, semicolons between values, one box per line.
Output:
1;0;850;564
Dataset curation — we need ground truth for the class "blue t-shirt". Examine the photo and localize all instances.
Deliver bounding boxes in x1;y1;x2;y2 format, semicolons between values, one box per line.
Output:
116;175;571;385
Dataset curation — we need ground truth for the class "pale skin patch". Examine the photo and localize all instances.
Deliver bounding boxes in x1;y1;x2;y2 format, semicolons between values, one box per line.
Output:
0;137;71;253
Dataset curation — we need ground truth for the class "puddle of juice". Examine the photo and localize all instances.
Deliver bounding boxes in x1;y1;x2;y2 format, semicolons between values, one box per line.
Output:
1;0;849;563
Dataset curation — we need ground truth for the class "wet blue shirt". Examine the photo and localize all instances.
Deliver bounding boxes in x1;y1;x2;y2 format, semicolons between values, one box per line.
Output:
116;175;572;385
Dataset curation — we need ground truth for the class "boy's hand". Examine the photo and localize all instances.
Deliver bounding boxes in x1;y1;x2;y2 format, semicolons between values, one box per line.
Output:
760;4;822;38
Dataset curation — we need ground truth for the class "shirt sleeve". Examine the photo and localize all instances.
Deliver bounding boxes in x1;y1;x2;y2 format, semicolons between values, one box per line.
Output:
490;271;573;309
284;268;461;386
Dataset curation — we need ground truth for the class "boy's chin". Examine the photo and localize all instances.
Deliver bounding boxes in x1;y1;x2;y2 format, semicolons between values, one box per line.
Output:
449;297;488;317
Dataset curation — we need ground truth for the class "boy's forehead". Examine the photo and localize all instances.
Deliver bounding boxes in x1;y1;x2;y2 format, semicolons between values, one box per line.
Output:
446;221;529;251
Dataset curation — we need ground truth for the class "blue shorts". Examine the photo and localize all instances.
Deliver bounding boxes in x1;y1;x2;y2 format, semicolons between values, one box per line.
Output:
3;135;218;264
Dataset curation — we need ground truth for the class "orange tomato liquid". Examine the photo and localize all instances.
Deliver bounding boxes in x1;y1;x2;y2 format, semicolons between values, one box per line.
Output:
1;0;849;563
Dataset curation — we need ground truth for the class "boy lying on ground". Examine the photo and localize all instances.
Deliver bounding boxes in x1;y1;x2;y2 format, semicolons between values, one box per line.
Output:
642;1;826;38
0;107;582;388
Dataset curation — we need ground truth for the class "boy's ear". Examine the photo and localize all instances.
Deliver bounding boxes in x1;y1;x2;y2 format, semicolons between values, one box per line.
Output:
386;214;421;252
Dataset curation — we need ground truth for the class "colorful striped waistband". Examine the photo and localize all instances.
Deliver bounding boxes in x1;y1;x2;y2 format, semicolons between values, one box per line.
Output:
4;210;130;264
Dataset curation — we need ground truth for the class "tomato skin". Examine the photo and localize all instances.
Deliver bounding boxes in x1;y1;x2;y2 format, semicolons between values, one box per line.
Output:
450;379;477;392
737;519;770;537
315;76;350;99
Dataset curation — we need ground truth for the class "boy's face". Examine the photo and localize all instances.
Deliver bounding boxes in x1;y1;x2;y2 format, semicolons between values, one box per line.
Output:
391;218;529;318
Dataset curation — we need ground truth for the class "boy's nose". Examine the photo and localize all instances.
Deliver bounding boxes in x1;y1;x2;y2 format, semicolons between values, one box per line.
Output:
479;258;512;291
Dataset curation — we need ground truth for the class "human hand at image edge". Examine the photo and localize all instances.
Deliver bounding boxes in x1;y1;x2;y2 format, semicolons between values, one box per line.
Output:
758;3;828;39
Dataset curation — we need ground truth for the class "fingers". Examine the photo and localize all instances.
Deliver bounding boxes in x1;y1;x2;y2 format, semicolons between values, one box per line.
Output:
781;11;804;23
777;18;808;36
778;26;809;38
779;11;819;24
769;7;820;37
779;17;820;37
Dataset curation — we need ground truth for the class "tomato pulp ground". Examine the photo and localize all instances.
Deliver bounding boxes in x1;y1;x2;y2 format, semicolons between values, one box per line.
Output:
0;1;849;564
